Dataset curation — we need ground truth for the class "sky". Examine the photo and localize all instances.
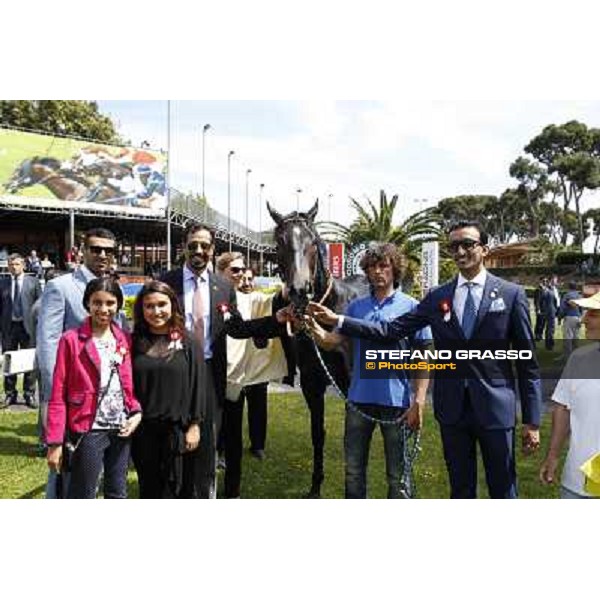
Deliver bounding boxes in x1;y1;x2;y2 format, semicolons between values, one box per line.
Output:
98;100;600;237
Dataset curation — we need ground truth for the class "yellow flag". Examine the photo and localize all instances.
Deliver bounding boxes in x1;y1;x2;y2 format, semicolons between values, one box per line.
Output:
579;453;600;497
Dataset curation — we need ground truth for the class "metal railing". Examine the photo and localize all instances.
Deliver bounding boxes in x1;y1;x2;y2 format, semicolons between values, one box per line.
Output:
169;188;275;251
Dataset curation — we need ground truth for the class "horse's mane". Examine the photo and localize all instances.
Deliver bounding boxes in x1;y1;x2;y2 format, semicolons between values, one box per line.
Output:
34;156;62;170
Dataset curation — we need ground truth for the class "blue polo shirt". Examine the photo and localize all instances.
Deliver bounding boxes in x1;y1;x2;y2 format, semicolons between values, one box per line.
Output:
346;290;431;408
559;290;583;318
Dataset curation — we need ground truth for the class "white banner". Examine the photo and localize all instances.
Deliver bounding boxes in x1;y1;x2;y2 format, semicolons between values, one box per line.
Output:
421;241;439;294
2;349;37;375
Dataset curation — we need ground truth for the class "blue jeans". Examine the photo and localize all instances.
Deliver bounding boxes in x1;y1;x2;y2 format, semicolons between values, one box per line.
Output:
45;470;71;499
67;431;131;499
344;403;406;499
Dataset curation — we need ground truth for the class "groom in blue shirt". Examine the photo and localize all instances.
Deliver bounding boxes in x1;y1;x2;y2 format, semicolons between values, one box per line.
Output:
307;242;430;498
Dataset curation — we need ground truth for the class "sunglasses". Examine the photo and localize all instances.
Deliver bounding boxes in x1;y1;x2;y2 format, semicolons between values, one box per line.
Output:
448;239;482;253
88;246;115;256
187;241;213;252
229;266;244;274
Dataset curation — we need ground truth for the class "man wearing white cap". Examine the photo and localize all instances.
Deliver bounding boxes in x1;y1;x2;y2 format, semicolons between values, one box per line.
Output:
540;290;600;498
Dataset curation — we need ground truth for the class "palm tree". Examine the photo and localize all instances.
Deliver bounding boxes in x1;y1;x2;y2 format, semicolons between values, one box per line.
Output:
319;190;441;288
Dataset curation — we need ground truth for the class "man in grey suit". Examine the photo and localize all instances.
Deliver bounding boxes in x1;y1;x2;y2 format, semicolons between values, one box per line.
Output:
36;227;117;497
1;253;42;407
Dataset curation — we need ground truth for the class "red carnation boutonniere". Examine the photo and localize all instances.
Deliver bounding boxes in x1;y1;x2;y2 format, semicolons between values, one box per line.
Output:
168;329;184;351
112;345;128;366
439;299;452;323
217;302;232;322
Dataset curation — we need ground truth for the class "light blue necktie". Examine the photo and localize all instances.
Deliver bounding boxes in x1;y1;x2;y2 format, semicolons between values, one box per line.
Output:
461;282;477;339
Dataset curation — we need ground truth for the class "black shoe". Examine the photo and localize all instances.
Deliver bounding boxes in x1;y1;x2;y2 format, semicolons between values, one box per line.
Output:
3;394;17;408
24;394;38;409
250;448;266;460
282;375;295;387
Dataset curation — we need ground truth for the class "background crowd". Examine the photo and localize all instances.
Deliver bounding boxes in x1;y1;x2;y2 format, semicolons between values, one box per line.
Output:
1;220;600;499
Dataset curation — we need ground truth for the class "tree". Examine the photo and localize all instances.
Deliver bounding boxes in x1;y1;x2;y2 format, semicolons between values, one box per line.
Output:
509;156;554;238
523;120;600;248
320;190;440;246
434;195;528;244
319;189;441;286
0;100;121;143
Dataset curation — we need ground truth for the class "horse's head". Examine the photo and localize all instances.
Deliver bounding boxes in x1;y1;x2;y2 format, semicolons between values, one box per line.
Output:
268;199;325;310
5;158;36;193
4;157;58;193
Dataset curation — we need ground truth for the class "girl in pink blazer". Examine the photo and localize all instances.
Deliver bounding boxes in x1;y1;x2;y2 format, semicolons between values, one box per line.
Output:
46;277;142;498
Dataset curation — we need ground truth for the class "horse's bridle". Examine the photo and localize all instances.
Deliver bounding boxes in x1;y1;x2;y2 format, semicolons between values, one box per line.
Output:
276;215;335;338
277;216;333;306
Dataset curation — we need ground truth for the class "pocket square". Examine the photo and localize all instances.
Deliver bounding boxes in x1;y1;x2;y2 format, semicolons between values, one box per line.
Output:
489;298;506;312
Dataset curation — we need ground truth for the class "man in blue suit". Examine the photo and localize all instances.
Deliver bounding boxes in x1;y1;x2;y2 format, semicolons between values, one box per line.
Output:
308;221;542;498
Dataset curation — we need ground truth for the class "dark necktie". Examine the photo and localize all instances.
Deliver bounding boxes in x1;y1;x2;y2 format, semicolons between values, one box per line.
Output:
461;282;477;339
12;277;23;320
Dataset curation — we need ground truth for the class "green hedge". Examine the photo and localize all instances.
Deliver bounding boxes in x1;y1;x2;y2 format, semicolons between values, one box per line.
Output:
488;265;573;278
554;252;597;266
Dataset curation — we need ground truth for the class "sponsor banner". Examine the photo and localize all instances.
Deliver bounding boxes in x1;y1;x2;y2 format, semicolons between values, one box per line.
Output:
345;242;369;277
421;241;439;293
328;243;345;278
0;127;167;216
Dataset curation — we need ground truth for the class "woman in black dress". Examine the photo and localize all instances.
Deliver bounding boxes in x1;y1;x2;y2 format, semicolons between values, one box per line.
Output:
131;280;207;498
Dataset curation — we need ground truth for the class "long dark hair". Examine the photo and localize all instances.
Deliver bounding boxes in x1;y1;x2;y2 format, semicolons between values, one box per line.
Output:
132;280;186;357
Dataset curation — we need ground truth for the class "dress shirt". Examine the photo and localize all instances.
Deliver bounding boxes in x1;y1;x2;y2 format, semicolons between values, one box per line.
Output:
183;264;212;360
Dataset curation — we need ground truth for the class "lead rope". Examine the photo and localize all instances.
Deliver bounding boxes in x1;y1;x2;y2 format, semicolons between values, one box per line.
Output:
306;332;422;499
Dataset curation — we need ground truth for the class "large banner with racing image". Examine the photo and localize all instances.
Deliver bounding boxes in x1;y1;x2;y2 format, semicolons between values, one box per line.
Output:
0;127;167;217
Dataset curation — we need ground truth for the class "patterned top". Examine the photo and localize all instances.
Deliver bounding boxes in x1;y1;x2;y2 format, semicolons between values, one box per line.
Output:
92;337;127;430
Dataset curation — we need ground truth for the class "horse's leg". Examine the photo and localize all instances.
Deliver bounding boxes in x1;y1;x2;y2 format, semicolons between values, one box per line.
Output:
299;366;327;498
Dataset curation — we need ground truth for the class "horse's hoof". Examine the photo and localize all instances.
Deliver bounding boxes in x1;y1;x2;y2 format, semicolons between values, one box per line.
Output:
304;483;322;499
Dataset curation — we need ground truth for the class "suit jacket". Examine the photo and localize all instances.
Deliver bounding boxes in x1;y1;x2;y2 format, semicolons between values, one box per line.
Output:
540;287;559;317
161;268;283;407
36;267;125;403
340;273;542;429
45;319;141;445
0;274;42;341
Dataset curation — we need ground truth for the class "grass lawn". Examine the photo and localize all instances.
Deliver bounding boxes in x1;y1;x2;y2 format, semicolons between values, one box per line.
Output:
0;297;567;499
0;391;562;499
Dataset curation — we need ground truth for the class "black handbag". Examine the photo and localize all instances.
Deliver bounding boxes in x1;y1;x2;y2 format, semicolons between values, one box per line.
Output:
61;431;83;473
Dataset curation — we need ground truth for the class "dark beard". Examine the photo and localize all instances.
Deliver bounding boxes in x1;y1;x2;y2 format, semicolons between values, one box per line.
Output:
187;256;207;275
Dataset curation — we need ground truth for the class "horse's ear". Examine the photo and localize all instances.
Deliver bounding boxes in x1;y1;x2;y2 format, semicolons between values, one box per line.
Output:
267;202;284;226
306;199;319;222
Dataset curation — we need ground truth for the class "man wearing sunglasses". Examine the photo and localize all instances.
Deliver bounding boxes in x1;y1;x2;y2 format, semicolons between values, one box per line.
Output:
162;224;285;498
308;220;542;499
36;227;119;498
